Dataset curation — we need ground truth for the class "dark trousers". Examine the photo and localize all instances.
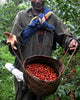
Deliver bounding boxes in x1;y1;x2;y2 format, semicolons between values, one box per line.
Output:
14;77;46;100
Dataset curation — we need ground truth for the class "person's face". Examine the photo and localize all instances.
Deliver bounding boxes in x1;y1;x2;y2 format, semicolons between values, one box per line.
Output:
30;0;45;11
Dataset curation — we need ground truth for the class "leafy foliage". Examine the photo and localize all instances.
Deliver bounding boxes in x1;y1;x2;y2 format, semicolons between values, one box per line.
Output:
0;45;15;100
0;0;80;100
0;2;28;100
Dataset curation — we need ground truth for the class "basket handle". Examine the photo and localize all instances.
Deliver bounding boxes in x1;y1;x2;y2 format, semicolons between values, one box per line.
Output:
11;43;24;70
11;43;77;74
61;48;77;75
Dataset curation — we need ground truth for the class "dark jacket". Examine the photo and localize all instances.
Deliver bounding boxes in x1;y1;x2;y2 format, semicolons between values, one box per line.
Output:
11;8;74;70
10;8;74;100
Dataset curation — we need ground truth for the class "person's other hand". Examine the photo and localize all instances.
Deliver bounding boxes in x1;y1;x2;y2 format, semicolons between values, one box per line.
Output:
68;39;79;50
5;32;17;50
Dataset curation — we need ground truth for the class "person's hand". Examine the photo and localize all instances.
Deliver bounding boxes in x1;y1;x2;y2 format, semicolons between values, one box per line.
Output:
68;39;78;50
5;32;18;50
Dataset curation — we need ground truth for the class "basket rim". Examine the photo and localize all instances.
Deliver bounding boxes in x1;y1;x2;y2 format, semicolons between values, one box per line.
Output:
24;55;61;62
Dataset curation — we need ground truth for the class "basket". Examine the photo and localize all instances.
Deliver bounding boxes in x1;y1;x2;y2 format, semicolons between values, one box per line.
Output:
11;44;76;96
23;55;64;96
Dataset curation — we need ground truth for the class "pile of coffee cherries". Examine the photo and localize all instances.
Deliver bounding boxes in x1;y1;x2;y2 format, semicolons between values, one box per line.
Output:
25;63;57;81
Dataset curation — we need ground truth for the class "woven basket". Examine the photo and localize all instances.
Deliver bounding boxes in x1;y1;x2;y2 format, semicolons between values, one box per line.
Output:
23;55;64;96
10;42;76;96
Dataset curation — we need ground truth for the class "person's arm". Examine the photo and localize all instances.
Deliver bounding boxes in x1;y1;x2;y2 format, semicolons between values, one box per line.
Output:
54;15;79;54
11;11;25;47
5;11;25;55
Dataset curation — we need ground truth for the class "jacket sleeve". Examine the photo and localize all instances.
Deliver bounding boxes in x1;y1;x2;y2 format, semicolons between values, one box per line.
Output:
11;11;25;48
54;15;74;50
9;11;25;55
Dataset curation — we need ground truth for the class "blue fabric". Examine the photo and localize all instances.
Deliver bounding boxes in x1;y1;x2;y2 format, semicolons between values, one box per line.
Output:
22;7;55;44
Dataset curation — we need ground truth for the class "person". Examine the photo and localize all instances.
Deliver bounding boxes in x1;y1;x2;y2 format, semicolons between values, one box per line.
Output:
5;0;79;100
